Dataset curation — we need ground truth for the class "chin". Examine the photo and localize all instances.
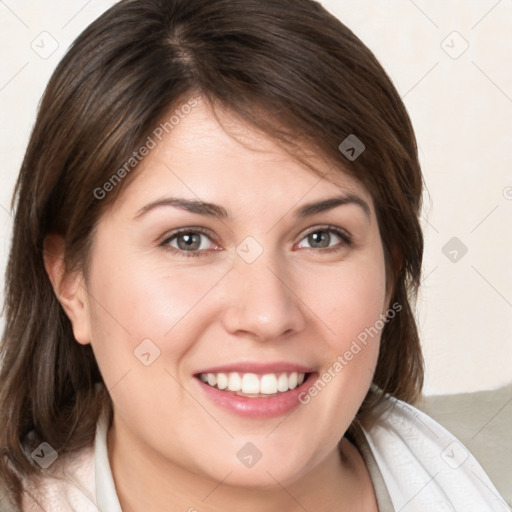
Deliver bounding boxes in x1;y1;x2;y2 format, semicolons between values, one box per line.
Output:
193;447;313;490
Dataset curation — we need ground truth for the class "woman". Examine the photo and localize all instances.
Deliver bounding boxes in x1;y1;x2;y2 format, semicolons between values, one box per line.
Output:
0;0;508;510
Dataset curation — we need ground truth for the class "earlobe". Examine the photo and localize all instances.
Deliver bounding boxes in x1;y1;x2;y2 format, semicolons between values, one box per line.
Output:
43;234;92;345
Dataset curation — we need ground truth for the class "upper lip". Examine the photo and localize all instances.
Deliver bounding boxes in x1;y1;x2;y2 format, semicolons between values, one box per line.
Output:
194;361;315;375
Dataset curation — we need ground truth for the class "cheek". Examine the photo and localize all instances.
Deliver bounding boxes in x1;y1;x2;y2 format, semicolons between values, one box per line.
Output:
85;251;227;380
89;261;204;332
315;251;387;354
302;244;387;411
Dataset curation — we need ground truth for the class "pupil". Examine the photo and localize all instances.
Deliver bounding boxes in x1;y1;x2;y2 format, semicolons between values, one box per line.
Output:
310;231;329;248
179;233;200;250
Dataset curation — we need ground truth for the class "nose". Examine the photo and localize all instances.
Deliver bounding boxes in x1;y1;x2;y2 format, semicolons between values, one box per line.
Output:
220;251;306;342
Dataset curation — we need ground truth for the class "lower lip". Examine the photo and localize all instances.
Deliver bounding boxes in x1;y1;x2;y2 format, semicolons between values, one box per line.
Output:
194;373;317;419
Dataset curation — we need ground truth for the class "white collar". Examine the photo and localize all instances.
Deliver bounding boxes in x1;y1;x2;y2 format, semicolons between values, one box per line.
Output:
94;410;123;512
360;394;510;511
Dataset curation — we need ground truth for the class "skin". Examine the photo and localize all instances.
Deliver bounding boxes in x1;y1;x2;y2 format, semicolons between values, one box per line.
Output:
45;97;391;511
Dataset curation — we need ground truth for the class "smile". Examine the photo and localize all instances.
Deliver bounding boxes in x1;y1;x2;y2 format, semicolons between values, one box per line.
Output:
193;364;317;418
198;371;307;397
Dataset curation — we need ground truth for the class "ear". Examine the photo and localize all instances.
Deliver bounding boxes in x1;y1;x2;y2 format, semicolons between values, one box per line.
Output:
43;233;92;345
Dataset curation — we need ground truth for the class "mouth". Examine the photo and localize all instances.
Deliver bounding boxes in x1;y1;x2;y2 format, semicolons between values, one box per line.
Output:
195;371;311;397
193;364;317;418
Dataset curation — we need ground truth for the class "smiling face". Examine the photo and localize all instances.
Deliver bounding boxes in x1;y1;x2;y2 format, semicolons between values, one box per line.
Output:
69;97;390;491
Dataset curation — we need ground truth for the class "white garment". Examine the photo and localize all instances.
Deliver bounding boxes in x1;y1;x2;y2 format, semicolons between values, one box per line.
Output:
360;395;510;511
21;394;510;511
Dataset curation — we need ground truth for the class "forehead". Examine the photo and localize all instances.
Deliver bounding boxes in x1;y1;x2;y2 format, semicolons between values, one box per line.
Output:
107;98;374;217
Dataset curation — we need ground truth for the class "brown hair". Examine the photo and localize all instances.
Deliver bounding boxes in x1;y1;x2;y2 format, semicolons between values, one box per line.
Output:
0;0;424;507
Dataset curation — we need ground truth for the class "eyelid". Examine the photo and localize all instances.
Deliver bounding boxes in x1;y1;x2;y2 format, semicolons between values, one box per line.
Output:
160;226;217;242
298;224;352;244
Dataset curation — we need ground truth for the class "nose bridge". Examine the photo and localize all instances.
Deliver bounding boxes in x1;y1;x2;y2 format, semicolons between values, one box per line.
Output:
220;239;305;340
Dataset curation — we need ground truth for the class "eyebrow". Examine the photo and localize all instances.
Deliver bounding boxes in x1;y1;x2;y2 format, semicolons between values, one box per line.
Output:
133;194;371;221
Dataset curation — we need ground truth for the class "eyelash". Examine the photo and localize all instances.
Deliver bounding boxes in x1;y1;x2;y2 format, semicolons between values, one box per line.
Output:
159;225;353;258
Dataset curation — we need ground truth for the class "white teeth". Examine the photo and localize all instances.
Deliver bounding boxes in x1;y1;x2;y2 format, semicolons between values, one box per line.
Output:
216;372;228;390
277;373;289;392
198;371;307;395
228;372;242;391
241;373;260;394
260;374;277;394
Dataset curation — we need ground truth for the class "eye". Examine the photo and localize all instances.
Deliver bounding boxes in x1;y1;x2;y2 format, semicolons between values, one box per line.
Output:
160;228;219;257
159;225;352;258
296;226;352;252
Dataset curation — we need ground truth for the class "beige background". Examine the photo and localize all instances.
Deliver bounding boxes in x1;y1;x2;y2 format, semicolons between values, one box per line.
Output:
1;0;511;396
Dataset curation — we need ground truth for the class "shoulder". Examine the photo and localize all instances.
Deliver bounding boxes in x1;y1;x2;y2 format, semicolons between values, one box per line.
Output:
21;443;98;512
360;392;510;511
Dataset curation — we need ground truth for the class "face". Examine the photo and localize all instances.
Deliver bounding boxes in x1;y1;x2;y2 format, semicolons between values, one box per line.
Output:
71;97;390;488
